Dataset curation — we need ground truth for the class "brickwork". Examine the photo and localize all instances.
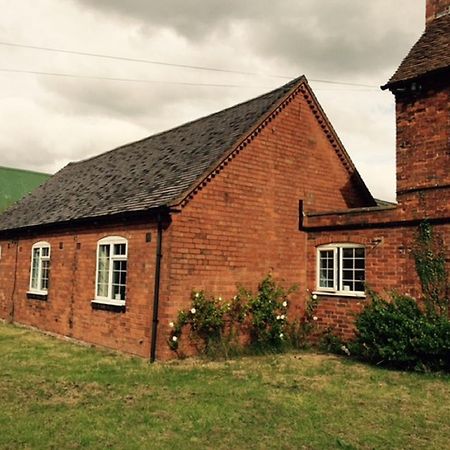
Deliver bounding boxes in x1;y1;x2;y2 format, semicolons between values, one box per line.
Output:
156;83;371;359
305;224;447;338
0;220;159;357
396;80;450;200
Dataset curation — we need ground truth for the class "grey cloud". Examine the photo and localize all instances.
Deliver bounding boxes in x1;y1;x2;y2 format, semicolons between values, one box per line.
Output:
74;0;423;78
74;0;266;39
38;76;244;129
0;141;59;172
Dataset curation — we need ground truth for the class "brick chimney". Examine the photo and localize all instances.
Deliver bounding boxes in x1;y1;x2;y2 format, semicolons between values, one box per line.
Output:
426;0;450;24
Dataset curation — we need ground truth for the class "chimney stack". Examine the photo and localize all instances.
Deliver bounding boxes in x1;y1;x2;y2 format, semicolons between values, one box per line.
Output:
426;0;450;24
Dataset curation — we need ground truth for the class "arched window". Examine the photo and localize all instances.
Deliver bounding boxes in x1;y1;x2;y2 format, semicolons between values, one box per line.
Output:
316;244;365;296
95;236;128;305
29;241;51;294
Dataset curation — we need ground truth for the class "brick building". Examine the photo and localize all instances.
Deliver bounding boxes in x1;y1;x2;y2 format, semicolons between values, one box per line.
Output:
0;0;448;360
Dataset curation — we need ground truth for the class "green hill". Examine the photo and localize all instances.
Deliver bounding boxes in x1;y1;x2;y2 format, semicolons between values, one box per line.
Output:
0;166;50;212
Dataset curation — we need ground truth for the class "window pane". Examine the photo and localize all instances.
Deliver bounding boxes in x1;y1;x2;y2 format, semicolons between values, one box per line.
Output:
112;260;127;301
341;247;365;292
319;250;335;289
41;260;49;291
31;248;40;289
355;270;365;281
99;244;110;258
41;247;50;258
97;245;110;297
113;243;126;256
342;282;354;292
343;258;353;269
342;248;354;258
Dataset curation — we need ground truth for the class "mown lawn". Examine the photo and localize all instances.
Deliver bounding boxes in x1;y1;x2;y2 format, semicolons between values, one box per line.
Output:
0;323;449;449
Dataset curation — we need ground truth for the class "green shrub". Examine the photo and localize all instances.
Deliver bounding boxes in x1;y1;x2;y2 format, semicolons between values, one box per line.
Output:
351;293;450;371
168;291;228;355
412;221;449;316
168;275;300;357
245;275;292;349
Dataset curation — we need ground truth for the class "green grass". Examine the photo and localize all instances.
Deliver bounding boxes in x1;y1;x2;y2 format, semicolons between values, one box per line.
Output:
0;323;449;449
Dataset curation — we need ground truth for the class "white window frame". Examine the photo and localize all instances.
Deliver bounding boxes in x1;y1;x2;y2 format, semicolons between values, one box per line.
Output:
94;236;128;306
28;241;51;295
315;243;366;297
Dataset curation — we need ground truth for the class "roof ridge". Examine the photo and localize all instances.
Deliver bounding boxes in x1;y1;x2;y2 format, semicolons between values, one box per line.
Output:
72;76;306;166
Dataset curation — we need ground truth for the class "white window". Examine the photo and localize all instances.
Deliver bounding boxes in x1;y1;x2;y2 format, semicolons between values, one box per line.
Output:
316;244;365;296
94;236;128;306
29;241;51;294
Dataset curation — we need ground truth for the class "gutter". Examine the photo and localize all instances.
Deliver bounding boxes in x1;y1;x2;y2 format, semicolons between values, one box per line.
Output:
9;239;19;323
150;210;164;363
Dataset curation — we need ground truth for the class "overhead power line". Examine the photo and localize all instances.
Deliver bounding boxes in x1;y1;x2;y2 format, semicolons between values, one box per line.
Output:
0;40;378;89
0;67;379;91
0;68;260;88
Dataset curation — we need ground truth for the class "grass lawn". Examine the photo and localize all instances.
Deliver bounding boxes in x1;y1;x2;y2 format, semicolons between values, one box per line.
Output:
0;323;449;449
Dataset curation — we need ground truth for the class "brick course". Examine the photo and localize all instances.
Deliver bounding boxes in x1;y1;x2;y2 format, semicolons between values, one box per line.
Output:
0;220;159;357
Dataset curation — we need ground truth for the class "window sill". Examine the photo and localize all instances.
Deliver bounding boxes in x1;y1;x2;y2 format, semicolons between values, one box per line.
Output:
27;291;48;301
91;300;126;313
313;291;366;299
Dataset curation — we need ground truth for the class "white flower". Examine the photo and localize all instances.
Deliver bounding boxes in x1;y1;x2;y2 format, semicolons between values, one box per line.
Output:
172;336;178;342
313;316;318;321
169;321;175;328
312;294;318;300
282;301;288;307
341;345;350;356
195;292;200;298
191;308;196;314
276;315;281;320
279;333;284;339
233;295;237;300
218;296;222;301
280;315;285;320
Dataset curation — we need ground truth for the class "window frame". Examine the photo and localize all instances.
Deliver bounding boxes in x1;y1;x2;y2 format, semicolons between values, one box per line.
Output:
94;236;128;307
316;243;366;297
28;241;51;295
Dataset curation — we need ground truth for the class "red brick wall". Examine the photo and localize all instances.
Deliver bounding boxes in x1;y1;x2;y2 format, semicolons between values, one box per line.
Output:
0;219;159;358
306;223;450;339
156;84;373;359
396;82;450;200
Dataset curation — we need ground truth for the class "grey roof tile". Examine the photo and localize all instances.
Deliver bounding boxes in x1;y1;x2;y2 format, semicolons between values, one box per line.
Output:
384;14;450;88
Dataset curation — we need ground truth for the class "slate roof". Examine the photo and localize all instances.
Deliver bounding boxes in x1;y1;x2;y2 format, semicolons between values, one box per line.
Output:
383;14;450;88
0;76;310;232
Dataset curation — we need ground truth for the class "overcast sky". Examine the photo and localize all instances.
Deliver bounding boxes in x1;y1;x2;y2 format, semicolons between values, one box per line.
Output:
0;0;425;201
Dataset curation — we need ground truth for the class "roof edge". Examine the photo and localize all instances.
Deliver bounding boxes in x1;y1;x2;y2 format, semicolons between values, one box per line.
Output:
382;65;450;91
169;76;375;210
167;76;308;208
